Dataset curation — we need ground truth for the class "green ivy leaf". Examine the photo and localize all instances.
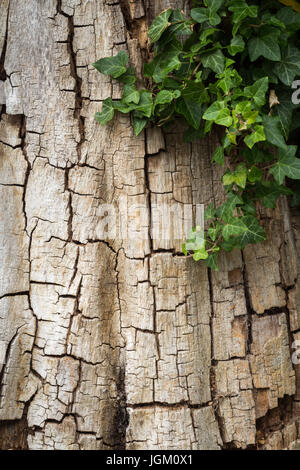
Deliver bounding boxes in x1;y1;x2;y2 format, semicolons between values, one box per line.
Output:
248;166;262;183
254;181;292;208
133;116;147;136
122;85;140;104
148;9;172;43
273;45;300;86
193;247;209;261
201;49;225;74
227;35;245;55
262;115;287;149
270;145;300;184
244;77;269;106
205;202;216;220
205;252;219;270
155;90;175;107
248;34;281;62
205;0;224;12
228;1;258;24
176;98;203;129
95;98;114;125
212;146;225;165
92;51;128;78
191;7;221;26
223;163;247;188
134;91;153;118
244;125;266;148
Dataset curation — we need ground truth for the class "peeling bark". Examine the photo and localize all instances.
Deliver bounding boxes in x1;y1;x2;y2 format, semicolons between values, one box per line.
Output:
0;0;300;450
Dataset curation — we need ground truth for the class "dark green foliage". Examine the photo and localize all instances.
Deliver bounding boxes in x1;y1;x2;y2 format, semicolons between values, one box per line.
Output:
92;1;300;270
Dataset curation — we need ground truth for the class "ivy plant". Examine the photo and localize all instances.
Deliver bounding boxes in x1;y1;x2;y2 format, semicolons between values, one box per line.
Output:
92;0;300;270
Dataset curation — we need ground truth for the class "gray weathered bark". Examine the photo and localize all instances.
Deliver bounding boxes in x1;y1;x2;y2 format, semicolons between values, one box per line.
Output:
0;0;300;450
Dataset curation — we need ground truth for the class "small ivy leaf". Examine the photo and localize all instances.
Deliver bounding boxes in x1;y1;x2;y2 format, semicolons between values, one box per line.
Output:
191;8;221;26
244;77;269;106
133;116;147;136
144;43;181;83
222;217;248;241
193;247;209;261
205;202;216;220
95;98;114;125
223;163;247;188
113;101;134;114
275;90;297;140
228;1;258;24
273;45;300;86
207;227;218;242
212;146;225;165
205;0;225;12
201;49;225;74
238;215;266;247
148;8;172;43
248;34;281;62
92;51;128;78
270;145;300;184
122;85;140;104
181;81;210;104
217;69;234;94
262;114;287;149
117;67;136;85
216;192;243;221
182;243;188;256
244;125;266;149
248;166;262;183
134;90;153;118
203;100;225;120
176;98;203;129
205;252;219;271
155;90;175;107
227;35;245;55
215;109;233;127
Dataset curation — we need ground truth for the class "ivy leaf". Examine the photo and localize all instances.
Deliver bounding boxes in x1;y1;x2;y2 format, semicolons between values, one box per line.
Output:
193;247;209;261
201;50;225;74
205;0;224;12
203;101;225;120
275;90;296;140
238;215;266;246
244;77;269;106
277;6;300;32
205;202;216;220
122;85;140;104
222;217;249;240
254;181;292;208
227;35;245;55
176;98;203;129
244;125;266;149
216;192;243;221
273;45;300;86
248;34;281;62
133;116;147;136
181;81;209;104
149;9;172;43
223;163;247;188
212;146;225;165
92;51;128;78
228;1;258;24
95;98;114;125
117;67;136;85
262;115;287;149
205;252;219;270
155;90;175;107
191;7;221;26
270;145;300;184
134;91;153;118
144;43;181;83
248;166;262;183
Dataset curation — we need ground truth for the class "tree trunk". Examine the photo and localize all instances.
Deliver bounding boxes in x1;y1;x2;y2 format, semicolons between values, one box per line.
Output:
0;0;300;451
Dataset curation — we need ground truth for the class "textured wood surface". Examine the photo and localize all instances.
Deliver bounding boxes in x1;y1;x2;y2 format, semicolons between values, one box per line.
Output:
0;0;300;450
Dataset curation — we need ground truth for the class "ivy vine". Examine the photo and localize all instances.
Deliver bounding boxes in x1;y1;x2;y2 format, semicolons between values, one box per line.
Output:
92;0;300;270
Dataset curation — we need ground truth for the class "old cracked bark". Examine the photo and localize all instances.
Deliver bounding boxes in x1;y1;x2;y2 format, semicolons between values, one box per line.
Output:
0;0;300;450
